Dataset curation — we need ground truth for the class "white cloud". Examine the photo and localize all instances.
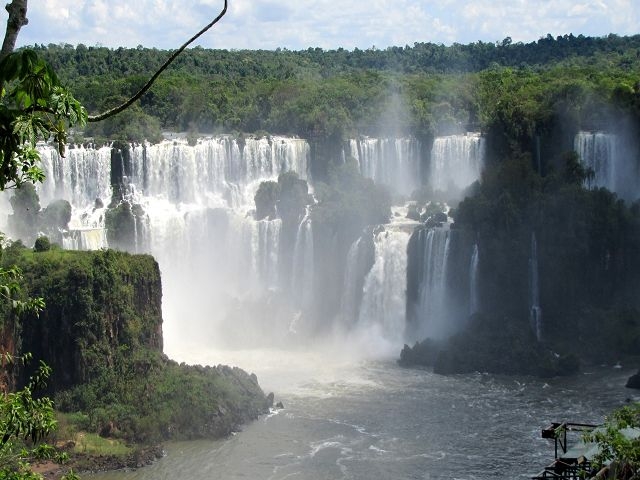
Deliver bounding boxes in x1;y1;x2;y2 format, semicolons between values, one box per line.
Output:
5;0;638;50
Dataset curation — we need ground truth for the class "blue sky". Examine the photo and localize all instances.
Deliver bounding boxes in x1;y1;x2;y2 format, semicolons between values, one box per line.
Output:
7;0;639;51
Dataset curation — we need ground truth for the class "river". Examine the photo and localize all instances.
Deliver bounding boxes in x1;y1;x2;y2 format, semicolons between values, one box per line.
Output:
87;346;636;480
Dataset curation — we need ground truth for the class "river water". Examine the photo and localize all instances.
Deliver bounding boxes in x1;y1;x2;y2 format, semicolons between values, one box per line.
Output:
88;345;636;480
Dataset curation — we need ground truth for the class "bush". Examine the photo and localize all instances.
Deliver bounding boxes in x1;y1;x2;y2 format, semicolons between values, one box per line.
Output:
34;236;51;252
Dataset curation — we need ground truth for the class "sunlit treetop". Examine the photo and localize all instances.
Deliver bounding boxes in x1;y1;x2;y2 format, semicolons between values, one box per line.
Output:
0;48;87;190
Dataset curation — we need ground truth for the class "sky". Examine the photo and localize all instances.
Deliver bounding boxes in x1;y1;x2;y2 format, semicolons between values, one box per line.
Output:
5;0;639;51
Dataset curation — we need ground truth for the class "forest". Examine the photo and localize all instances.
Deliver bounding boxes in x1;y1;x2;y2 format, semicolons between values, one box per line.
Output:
31;34;640;149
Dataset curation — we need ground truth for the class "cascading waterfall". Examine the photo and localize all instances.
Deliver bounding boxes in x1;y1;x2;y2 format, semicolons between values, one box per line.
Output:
412;227;451;340
129;137;308;305
529;233;542;342
291;213;314;308
340;237;366;325
22;144;113;249
348;137;421;196
129;136;309;210
469;243;479;315
253;218;282;290
574;132;617;192
429;133;485;194
356;228;411;346
0;136;311;349
38;144;112;209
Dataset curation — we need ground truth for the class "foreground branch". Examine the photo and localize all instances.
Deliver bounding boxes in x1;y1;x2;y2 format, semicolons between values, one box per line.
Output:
87;0;227;122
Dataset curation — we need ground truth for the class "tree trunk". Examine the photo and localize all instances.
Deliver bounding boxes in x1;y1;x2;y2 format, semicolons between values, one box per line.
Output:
1;0;28;61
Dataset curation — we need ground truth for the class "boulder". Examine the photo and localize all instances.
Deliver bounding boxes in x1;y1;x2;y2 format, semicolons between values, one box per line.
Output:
626;370;640;389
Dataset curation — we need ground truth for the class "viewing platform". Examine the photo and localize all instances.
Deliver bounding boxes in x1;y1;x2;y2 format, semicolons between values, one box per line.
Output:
531;422;640;479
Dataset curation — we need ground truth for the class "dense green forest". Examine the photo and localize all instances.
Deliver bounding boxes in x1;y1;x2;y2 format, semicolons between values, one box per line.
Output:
30;34;640;151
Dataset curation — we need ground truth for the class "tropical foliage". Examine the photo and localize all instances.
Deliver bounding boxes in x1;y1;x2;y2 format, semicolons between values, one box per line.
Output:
0;49;86;189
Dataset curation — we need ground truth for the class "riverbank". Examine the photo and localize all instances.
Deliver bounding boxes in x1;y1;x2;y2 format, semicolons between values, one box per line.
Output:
32;445;164;479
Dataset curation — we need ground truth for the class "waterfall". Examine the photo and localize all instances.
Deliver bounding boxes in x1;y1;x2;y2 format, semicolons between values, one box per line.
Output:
0;136;312;349
429;133;485;194
356;229;411;345
129;136;309;210
38;144;112;209
62;228;108;250
529;233;542;342
348;137;421;196
341;237;365;324
291;213;314;308
409;226;452;340
339;232;378;326
253;218;282;290
469;243;479;315
574;132;617;191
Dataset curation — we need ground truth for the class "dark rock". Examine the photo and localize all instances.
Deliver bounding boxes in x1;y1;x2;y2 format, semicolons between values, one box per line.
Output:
626;370;640;389
406;204;421;221
407;313;582;377
275;401;284;409
399;339;442;367
266;392;274;407
434;211;448;223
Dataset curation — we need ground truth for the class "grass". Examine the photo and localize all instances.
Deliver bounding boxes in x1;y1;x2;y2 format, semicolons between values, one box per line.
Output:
72;433;132;456
55;412;133;456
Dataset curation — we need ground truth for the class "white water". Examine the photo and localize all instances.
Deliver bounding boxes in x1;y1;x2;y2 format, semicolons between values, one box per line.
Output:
414;227;451;340
38;143;112;209
574;131;640;201
430;133;485;194
356;228;411;354
348;137;421;196
291;212;314;310
574;132;617;192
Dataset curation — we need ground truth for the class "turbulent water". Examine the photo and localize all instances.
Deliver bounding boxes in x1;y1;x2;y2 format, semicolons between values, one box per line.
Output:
86;350;635;480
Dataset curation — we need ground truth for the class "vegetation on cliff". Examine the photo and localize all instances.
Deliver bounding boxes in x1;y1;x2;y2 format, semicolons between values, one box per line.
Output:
1;245;270;457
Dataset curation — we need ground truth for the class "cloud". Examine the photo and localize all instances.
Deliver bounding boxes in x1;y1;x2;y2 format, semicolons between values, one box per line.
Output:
5;0;638;50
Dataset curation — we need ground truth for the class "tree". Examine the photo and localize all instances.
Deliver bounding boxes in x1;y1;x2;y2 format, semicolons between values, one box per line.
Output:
0;48;86;189
585;403;640;479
